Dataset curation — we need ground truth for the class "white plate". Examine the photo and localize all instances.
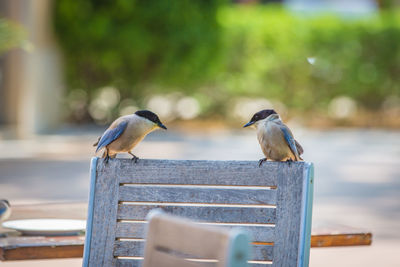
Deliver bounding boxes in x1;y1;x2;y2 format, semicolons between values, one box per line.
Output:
2;219;86;236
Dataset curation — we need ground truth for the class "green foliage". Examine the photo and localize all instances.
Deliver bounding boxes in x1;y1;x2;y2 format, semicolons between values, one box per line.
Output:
0;19;24;55
217;6;400;111
54;0;224;99
54;2;400;119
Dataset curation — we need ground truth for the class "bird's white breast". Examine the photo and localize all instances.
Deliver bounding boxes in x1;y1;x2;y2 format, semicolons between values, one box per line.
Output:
107;114;157;153
255;117;294;161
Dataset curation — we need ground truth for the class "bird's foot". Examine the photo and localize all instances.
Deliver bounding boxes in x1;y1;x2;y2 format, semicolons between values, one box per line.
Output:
104;155;110;164
128;152;139;163
131;155;139;163
258;158;267;167
286;158;293;166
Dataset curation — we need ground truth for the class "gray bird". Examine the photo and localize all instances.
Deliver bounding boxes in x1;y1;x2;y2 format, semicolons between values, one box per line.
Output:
0;199;11;222
243;109;303;166
94;110;167;162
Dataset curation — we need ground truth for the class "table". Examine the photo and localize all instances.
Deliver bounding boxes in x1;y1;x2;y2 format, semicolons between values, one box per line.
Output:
0;202;372;261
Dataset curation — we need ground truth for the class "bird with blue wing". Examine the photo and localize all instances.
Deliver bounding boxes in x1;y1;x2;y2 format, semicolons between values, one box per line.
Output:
243;109;303;166
94;110;167;163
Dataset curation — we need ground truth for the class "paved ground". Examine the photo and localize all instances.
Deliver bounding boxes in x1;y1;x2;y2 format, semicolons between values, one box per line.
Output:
0;127;399;266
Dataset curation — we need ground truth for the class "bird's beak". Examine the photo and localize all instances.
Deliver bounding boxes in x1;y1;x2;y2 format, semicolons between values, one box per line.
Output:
243;121;254;128
157;122;167;130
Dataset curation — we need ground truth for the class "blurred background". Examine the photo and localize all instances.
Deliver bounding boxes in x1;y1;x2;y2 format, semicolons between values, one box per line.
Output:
0;0;399;266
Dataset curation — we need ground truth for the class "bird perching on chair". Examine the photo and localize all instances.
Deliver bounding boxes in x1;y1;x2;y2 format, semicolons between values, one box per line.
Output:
243;109;304;166
94;110;167;163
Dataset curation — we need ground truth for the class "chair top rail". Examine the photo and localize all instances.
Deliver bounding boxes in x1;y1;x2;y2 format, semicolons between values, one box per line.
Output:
97;158;310;187
97;159;306;187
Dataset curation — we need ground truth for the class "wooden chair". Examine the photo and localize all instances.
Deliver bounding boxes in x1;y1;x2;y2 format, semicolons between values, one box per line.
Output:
142;210;250;267
83;157;314;267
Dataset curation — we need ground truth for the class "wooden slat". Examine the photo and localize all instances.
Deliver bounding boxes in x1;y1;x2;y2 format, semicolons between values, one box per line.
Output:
116;258;271;267
117;204;276;224
114;240;273;262
114;240;145;257
118;185;277;205
115;222;275;242
0;245;82;261
252;244;273;261
0;236;85;260
115;222;147;239
272;164;305;267
87;161;120;266
103;159;280;186
311;233;372;247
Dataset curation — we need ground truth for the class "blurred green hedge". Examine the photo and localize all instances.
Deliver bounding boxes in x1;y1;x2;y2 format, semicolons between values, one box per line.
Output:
54;0;223;98
217;6;400;111
53;2;400;119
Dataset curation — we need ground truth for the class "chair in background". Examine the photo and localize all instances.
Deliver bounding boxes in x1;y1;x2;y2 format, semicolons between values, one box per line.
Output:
142;210;250;267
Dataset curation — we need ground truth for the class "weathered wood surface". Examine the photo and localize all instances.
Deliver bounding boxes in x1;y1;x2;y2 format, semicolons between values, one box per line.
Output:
84;159;309;267
117;204;276;223
117;259;271;267
118;185;277;205
311;233;372;247
107;159;280;186
273;162;306;267
0;230;372;261
0;236;85;260
87;159;120;266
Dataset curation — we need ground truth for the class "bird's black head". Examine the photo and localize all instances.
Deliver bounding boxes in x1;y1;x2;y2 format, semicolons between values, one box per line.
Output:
243;109;277;128
135;110;167;129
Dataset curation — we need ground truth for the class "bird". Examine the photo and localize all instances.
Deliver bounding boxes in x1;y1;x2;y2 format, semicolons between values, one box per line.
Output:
0;199;11;222
243;109;303;166
94;110;167;162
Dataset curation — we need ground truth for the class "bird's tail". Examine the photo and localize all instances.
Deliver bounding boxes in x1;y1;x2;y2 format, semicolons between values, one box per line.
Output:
93;136;100;147
292;150;303;161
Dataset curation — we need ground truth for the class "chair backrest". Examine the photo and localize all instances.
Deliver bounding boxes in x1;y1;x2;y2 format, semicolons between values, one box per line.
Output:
142;210;250;267
83;158;314;267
